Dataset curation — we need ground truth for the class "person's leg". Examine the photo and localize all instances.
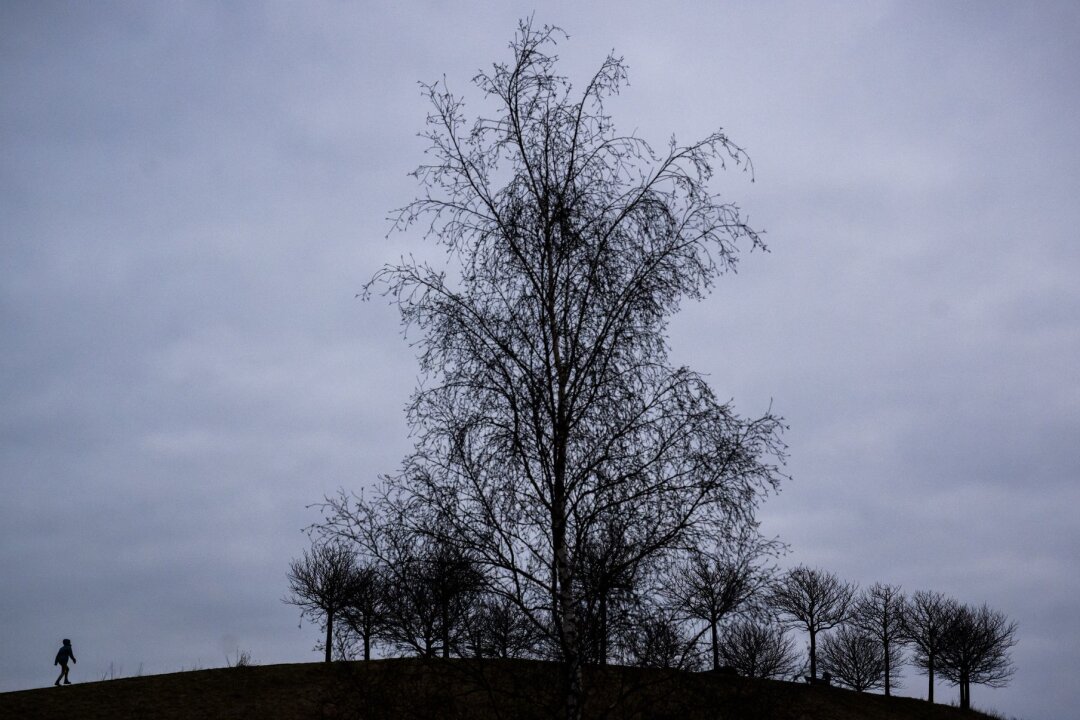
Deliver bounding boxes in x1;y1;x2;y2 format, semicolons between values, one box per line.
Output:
55;665;64;686
62;665;71;684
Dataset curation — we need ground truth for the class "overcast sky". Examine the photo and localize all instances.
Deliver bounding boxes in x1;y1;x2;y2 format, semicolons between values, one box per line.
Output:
2;2;1078;717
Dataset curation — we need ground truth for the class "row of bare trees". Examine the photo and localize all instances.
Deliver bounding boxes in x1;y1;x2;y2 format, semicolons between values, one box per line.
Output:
287;536;1015;710
755;567;1016;709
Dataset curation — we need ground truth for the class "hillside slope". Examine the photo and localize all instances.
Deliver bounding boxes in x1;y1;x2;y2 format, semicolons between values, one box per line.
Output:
0;658;996;720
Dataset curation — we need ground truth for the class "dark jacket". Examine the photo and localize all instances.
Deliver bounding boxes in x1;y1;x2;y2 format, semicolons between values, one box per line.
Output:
55;645;75;666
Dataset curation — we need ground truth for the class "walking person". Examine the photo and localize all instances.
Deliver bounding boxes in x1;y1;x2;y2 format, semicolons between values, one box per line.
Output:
54;639;76;686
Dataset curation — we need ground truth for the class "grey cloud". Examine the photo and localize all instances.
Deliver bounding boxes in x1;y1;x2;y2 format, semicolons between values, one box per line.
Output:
2;3;1078;719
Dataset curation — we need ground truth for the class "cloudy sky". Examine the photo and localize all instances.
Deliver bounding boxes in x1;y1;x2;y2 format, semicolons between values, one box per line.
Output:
2;2;1077;717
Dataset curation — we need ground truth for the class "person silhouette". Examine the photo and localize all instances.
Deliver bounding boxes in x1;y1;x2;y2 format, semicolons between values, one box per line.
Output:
54;639;76;686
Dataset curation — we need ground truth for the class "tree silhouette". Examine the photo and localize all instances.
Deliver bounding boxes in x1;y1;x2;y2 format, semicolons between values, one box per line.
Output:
338;561;389;661
285;542;359;662
383;530;484;658
717;617;800;680
938;603;1017;710
621;603;700;670
321;19;784;720
575;516;642;665
818;624;899;692
466;593;543;659
901;590;959;703
668;531;776;670
850;582;906;696
768;566;856;681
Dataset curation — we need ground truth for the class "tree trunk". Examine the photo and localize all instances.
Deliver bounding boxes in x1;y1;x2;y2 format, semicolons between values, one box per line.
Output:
554;497;582;720
324;611;333;663
598;592;608;666
442;605;451;659
808;628;817;680
710;616;720;671
927;653;935;703
363;629;371;661
557;549;582;720
884;637;891;696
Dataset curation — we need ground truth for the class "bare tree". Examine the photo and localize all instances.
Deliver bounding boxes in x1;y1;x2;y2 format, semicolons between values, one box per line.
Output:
284;542;359;662
938;603;1017;710
717;618;800;680
321;19;784;720
466;594;543;659
768;566;856;681
901;590;959;703
668;530;777;670
339;561;389;661
850;583;906;696
575;516;642;665
323;499;485;659
383;530;485;659
621;603;701;671
818;624;900;692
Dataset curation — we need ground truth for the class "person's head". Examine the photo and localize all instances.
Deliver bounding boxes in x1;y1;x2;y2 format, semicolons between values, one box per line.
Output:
62;639;70;646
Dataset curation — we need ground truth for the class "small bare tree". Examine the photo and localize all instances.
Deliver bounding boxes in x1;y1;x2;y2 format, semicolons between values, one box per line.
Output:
818;624;899;692
384;531;485;658
575;516;642;665
768;566;856;681
717;618;800;680
285;542;359;662
901;590;959;703
938;603;1017;710
339;562;389;661
850;583;906;696
668;531;776;670
316;494;486;659
466;594;543;659
621;603;700;670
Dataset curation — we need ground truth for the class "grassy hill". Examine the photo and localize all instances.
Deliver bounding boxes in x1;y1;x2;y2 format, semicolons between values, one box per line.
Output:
0;658;1001;720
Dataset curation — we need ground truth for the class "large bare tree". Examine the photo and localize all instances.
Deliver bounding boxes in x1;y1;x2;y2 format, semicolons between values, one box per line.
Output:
768;566;856;681
323;20;785;720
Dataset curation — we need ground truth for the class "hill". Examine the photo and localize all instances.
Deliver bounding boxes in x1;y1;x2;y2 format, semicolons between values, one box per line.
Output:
0;658;1000;720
